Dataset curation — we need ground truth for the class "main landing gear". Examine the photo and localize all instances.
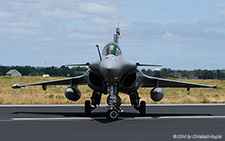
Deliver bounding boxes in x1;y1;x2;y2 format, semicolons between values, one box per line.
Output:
84;86;122;120
85;100;92;115
129;91;146;116
85;91;102;115
85;88;146;120
85;86;121;120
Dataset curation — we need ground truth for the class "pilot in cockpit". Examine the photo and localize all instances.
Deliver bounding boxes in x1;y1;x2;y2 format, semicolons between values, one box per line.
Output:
103;44;121;56
109;45;116;55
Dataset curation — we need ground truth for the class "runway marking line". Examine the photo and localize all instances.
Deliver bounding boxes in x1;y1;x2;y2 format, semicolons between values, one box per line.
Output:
0;103;225;107
10;116;225;121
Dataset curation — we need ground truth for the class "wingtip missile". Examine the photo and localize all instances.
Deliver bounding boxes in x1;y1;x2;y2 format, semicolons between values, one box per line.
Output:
136;63;163;67
63;63;89;67
12;84;22;89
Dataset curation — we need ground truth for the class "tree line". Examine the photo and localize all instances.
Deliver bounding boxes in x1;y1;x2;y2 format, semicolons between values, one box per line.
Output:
0;65;224;79
0;66;87;77
141;68;225;80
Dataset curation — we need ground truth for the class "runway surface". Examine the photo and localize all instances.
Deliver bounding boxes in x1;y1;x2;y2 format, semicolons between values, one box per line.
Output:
0;104;224;141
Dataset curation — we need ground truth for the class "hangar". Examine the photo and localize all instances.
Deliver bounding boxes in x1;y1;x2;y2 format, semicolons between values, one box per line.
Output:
5;69;22;77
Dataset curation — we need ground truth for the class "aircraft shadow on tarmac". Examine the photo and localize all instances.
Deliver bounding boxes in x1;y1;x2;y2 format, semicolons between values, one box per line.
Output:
12;111;213;123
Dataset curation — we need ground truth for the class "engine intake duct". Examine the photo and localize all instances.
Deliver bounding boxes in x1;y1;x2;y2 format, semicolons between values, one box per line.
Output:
89;72;103;87
122;72;136;87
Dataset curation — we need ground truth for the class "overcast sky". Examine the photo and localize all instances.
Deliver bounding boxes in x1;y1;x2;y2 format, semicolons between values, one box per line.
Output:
0;0;225;70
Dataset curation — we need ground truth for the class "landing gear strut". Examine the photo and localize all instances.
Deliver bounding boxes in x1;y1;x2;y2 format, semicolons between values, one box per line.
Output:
129;91;146;116
85;91;102;115
91;91;102;107
106;85;122;120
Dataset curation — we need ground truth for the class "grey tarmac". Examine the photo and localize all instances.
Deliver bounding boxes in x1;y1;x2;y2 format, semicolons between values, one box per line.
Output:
0;104;224;141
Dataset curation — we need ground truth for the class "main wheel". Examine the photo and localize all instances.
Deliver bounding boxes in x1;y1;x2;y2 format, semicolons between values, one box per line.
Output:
139;101;146;116
85;100;91;115
106;110;119;120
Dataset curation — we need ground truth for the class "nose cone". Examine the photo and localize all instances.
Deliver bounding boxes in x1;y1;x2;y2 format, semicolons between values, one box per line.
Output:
100;56;123;85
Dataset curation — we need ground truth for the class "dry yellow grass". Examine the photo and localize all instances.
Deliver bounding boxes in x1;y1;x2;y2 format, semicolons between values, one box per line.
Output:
0;76;224;104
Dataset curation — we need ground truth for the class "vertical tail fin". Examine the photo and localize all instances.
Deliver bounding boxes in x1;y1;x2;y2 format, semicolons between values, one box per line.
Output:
113;23;120;44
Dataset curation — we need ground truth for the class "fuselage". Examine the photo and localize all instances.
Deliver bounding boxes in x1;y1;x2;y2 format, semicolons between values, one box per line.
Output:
88;42;138;94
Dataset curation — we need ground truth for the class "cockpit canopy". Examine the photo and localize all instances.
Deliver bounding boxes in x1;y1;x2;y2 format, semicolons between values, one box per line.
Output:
102;43;122;56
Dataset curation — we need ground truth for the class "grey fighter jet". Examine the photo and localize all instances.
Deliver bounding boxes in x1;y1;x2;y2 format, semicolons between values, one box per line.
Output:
12;27;217;120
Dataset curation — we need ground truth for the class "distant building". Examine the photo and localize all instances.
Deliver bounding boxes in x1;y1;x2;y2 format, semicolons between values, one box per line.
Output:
5;69;22;77
43;74;50;77
189;76;199;79
173;73;181;78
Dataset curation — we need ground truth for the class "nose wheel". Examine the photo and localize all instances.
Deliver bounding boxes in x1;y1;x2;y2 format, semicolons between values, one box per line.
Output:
106;109;119;120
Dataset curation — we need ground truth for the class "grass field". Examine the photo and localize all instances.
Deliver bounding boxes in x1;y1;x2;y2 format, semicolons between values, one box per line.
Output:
0;76;224;104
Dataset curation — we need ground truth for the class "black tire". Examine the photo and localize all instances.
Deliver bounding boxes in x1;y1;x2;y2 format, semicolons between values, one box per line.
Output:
85;100;91;115
139;101;146;116
106;110;119;120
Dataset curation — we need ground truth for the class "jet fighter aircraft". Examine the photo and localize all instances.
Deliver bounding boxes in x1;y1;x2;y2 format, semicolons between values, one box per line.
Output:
12;27;217;120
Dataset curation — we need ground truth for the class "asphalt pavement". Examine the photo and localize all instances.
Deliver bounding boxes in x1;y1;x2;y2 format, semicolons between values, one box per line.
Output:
0;104;224;141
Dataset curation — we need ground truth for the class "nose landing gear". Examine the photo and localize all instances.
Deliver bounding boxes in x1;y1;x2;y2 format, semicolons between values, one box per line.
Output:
106;85;122;120
106;109;119;120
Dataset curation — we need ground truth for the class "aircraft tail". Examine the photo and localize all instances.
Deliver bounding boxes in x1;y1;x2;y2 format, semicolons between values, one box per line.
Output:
113;23;120;44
